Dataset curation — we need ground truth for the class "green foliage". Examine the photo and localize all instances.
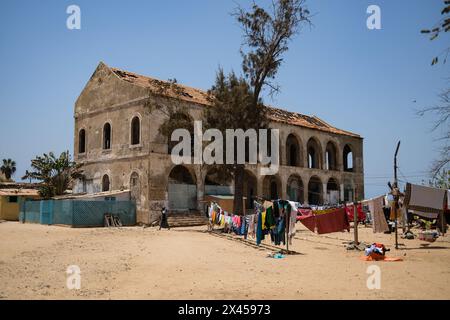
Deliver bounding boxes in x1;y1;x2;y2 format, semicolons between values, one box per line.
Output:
1;158;16;181
235;0;311;100
206;69;267;132
220;0;311;213
22;151;83;198
426;169;450;189
421;0;450;65
204;69;268;184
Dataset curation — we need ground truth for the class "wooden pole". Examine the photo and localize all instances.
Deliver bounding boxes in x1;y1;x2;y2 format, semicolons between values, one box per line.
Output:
286;203;290;252
353;187;359;245
394;141;401;250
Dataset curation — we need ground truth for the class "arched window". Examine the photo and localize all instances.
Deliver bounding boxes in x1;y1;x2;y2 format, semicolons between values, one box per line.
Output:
103;123;111;150
78;129;86;154
307;138;321;169
325;142;337;170
343;144;353;172
131;117;140;145
263;175;281;201
286;134;300;167
102;174;110;192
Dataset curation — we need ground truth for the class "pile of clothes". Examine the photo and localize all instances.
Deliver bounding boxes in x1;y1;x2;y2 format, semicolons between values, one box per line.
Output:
361;243;402;262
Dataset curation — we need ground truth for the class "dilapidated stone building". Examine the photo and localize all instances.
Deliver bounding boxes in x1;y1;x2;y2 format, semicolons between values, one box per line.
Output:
74;62;364;224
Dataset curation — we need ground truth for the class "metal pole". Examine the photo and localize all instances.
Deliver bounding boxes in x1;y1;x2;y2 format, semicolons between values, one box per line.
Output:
394;141;401;250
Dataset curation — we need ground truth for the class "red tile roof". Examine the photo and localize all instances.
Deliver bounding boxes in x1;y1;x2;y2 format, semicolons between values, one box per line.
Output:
109;64;361;138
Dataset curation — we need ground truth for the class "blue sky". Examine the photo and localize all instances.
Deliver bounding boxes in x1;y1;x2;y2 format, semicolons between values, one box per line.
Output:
0;0;448;198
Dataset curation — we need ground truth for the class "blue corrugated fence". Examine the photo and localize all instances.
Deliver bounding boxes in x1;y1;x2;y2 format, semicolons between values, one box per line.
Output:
20;199;136;227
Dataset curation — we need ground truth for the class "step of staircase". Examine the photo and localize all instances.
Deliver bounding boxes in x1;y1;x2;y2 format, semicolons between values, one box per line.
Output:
166;211;209;227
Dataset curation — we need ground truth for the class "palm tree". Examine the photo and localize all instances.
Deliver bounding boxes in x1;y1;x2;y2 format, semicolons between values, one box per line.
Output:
1;159;16;181
22;151;83;198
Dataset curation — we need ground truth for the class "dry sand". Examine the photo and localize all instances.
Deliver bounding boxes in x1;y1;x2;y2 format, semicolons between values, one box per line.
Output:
0;221;449;299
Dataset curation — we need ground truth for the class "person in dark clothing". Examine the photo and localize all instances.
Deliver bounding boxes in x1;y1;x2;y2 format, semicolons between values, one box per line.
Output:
159;206;170;230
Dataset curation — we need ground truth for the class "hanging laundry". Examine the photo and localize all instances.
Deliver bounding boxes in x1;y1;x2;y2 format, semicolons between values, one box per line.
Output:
404;183;447;215
247;214;256;239
263;200;273;209
315;208;349;234
370;196;389;233
345;204;365;223
298;208;349;235
298;214;316;233
264;206;276;230
287;201;298;245
256;207;263;245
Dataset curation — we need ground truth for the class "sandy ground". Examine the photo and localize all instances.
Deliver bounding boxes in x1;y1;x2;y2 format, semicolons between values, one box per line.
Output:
0;221;449;300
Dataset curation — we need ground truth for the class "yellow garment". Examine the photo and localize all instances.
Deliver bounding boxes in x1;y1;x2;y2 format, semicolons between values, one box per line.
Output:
390;204;403;223
262;210;267;230
220;214;225;227
313;209;335;215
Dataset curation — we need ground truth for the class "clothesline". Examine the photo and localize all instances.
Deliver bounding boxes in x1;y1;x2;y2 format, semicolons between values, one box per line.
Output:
207;199;297;250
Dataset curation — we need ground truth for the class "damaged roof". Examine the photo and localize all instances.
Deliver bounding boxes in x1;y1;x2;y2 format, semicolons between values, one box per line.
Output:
0;189;40;197
109;64;361;138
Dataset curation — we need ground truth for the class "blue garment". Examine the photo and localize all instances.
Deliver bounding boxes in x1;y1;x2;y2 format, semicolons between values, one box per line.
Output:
256;211;263;245
240;218;246;236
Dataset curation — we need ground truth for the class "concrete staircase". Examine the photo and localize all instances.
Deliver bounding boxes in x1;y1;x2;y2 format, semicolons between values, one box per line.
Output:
166;210;209;228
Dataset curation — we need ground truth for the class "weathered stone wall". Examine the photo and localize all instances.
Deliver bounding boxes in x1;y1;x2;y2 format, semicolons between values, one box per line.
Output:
74;62;364;224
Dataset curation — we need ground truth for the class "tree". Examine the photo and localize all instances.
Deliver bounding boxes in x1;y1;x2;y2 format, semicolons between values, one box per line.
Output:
420;0;450;66
418;0;450;178
417;86;450;176
230;0;311;214
425;168;450;189
204;69;267;208
22;151;83;198
1;159;16;181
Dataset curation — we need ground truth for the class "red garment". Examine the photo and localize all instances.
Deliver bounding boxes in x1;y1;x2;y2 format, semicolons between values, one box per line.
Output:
298;215;316;232
298;208;350;234
315;208;350;234
345;204;365;223
297;208;312;221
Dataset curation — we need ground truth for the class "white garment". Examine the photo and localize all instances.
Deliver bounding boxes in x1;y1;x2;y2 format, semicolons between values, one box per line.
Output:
287;201;298;244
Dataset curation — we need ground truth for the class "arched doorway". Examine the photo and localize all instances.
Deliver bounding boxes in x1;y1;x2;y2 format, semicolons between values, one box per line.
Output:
204;167;233;196
130;172;140;205
287;175;304;203
307;138;322;169
308;176;323;205
326;177;339;205
344;179;354;202
102;174;110;192
243;170;257;211
168;165;197;211
263;175;281;200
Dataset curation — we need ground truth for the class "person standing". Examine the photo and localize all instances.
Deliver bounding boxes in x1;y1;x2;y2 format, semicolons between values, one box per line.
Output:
159;206;170;230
